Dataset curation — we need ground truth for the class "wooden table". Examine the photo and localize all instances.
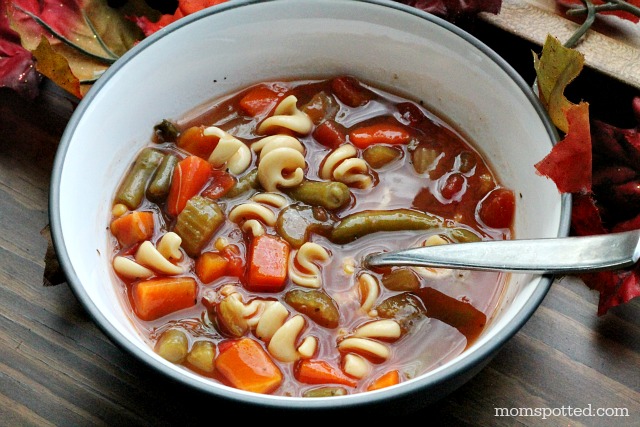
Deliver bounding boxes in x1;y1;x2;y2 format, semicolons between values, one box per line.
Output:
1;17;639;426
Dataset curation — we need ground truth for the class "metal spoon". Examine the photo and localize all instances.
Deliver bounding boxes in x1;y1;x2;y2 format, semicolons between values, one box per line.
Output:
363;230;640;274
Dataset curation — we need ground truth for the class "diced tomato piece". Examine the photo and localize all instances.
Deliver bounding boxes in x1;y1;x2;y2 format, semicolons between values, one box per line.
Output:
313;120;347;148
201;169;237;199
478;188;516;229
330;76;373;107
166;156;213;216
239;86;280;116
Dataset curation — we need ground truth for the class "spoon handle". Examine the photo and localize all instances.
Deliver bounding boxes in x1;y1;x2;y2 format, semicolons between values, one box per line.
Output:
363;230;640;274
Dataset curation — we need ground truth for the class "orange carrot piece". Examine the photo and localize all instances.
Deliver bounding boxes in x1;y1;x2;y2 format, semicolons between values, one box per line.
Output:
366;370;400;391
195;251;229;283
132;277;197;321
246;235;290;292
295;359;357;387
221;244;245;277
110;211;155;247
215;338;283;394
166;155;213;216
349;123;412;149
239;86;280;116
176;125;219;159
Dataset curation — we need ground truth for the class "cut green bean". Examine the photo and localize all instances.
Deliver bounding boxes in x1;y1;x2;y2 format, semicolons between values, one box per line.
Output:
285;180;351;210
330;209;443;244
174;196;225;257
224;169;260;198
303;387;348;397
284;289;340;329
154;119;179;143
146;153;179;203
115;148;164;209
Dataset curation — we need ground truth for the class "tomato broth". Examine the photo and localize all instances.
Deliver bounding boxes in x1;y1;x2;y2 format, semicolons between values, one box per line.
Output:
108;76;515;396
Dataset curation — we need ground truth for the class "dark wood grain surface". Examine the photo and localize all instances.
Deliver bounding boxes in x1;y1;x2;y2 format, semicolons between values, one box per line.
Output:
1;20;638;426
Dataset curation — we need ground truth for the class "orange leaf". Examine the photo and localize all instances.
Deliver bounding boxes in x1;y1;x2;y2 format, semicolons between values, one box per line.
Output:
31;36;81;98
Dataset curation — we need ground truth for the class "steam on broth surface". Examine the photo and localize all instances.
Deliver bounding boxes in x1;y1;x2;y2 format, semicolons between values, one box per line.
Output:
108;75;515;396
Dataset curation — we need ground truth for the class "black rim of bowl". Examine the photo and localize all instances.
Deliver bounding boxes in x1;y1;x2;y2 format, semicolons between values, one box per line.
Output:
49;0;572;411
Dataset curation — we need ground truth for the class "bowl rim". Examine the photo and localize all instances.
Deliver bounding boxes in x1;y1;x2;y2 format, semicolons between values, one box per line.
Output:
49;0;572;410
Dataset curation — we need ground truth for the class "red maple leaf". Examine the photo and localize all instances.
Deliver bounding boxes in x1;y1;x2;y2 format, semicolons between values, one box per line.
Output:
567;97;640;315
0;0;41;98
535;102;592;194
131;0;229;37
395;0;501;20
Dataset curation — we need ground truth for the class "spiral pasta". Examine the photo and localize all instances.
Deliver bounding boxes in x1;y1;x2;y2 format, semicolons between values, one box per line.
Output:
320;144;372;189
251;134;305;160
288;242;330;289
257;95;313;135
258;147;306;192
203;126;252;174
228;202;277;237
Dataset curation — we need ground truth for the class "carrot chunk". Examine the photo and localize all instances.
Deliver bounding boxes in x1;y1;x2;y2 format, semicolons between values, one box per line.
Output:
246;235;290;292
195;251;229;283
295;359;357;387
215;338;283;394
177;125;219;159
349;123;412;149
166;155;213;216
366;370;400;391
132;277;197;321
110;211;155;247
239;86;280;116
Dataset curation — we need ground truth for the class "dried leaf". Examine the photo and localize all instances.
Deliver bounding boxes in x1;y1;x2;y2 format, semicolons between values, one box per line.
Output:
535;101;592;193
7;0;145;96
533;35;585;133
32;35;82;98
0;0;40;97
395;0;501;20
130;0;229;37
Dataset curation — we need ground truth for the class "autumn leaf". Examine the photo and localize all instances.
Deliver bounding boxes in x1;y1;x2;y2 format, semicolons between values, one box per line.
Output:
6;0;147;97
394;0;501;20
0;0;40;98
533;34;585;133
130;0;229;37
535;101;592;193
32;35;82;98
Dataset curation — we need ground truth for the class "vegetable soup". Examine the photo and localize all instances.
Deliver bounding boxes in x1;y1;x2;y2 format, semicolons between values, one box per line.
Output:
108;76;515;396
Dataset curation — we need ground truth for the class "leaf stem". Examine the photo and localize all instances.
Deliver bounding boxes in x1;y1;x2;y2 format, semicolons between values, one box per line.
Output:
566;0;640;17
15;5;117;65
564;0;597;49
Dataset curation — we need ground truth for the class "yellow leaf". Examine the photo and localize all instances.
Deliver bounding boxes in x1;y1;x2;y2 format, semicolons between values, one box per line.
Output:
533;35;585;133
32;36;82;98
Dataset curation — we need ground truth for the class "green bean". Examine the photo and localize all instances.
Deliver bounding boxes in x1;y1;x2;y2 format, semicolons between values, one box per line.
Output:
174;196;225;257
381;268;421;291
448;227;482;243
375;293;427;333
153;119;179;143
115;148;164;209
224;169;260;198
284;289;340;329
285;180;351;210
276;203;334;248
146;153;179;203
329;209;443;244
303;387;348;398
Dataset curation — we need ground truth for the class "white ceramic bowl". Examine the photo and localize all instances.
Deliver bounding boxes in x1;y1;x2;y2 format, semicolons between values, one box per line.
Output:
51;0;570;413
